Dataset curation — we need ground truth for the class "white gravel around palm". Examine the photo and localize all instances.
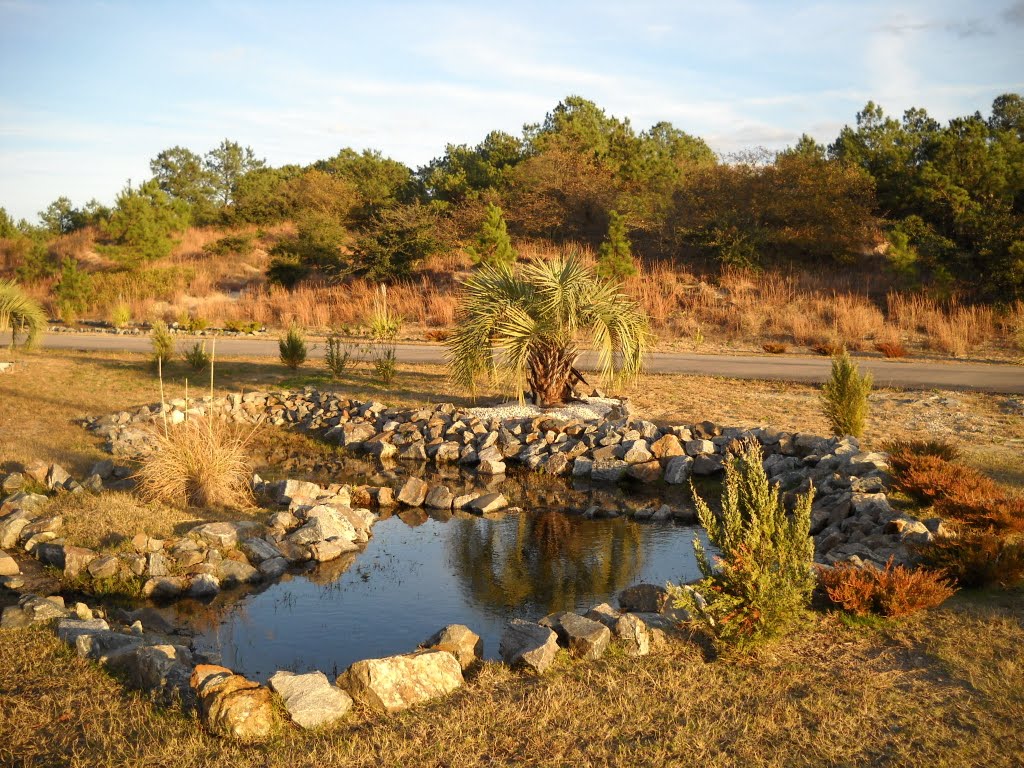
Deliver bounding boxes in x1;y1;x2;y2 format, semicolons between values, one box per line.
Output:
468;396;620;422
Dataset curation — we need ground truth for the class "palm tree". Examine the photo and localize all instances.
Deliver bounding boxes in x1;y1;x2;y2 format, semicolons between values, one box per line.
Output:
446;255;650;405
0;279;47;349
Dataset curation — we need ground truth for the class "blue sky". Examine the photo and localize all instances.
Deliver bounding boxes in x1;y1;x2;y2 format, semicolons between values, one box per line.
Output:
1;0;1022;222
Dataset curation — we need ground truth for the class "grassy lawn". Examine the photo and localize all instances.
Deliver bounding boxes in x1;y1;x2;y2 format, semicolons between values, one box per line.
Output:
1;348;1023;766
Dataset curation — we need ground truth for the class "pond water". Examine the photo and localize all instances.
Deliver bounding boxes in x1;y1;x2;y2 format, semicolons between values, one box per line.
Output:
172;455;713;682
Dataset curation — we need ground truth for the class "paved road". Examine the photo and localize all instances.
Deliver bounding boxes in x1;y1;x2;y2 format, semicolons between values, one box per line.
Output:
7;332;1023;394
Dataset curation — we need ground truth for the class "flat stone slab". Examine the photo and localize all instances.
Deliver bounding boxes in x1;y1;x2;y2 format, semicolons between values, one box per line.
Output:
269;670;353;729
468;493;508;515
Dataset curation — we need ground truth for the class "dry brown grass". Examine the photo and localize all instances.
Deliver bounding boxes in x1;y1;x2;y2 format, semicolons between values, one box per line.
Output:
2;596;1024;767
135;416;258;509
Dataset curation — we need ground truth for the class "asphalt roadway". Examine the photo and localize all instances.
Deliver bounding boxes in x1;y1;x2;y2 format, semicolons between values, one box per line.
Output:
8;331;1021;395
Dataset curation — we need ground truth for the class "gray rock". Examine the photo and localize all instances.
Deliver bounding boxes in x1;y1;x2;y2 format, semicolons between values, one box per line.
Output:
626;460;662;483
691;454;724;475
424;485;455;510
478;458;507;475
338;650;464;713
468;492;508;515
75;630;143;660
188;574;221;598
421;624;483;671
685;439;715;456
216;559;261;586
591;458;628;483
269;670;353;729
396;477;429;507
499;619;559;673
663;455;693;485
614;613;651;656
56;617;109;645
583;602;621;629
618;583;669;613
240;537;282;564
258;556;289;579
1;595;69;628
142;576;188;599
63;545;97;578
557;613;611;660
190;522;242;548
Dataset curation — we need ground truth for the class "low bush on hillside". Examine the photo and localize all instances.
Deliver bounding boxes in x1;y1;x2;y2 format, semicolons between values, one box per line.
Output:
819;559;956;617
762;342;787;354
203;233;254;257
668;442;816;651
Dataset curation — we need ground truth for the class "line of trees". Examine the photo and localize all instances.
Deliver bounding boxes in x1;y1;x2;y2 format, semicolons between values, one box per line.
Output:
2;94;1022;299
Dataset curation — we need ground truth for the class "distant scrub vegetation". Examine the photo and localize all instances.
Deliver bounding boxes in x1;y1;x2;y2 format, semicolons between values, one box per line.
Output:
1;94;1023;348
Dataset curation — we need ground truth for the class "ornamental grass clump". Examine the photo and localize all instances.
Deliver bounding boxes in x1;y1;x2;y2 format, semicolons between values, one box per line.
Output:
821;348;872;437
136;342;259;510
667;442;816;651
0;279;47;349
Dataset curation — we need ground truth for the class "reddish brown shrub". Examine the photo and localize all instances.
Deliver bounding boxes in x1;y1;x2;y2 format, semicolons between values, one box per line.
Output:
813;342;844;356
819;559;956;617
762;342;788;354
887;445;1024;532
917;530;1024;589
874;341;908;358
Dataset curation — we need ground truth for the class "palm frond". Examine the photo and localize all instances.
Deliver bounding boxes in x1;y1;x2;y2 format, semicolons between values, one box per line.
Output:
0;279;47;349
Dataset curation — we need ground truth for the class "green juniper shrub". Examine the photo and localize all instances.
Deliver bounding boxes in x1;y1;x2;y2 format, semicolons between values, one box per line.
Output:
150;320;175;366
595;210;638;282
279;323;308;370
667;441;816;651
820;348;872;437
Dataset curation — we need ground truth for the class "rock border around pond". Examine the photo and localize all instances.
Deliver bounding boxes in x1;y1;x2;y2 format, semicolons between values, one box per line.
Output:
1;584;678;741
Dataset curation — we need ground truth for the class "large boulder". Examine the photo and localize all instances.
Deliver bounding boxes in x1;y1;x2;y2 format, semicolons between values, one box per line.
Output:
191;664;279;742
424;485;455;510
421;624;483;671
338;650;464;713
499;619;559;674
268;670;353;730
663;455;694;485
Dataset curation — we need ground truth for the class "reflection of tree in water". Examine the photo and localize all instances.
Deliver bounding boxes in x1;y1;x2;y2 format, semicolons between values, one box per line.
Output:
448;509;646;615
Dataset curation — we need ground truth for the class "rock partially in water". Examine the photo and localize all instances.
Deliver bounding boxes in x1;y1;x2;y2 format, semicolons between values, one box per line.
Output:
499;619;559;674
618;583;669;614
421;624;483;671
1;595;69;628
269;670;353;729
338;649;464;713
396;477;429;507
468;492;508;515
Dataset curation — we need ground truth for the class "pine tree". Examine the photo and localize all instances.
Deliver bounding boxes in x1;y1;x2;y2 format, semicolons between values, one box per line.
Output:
595;210;637;281
468;203;516;267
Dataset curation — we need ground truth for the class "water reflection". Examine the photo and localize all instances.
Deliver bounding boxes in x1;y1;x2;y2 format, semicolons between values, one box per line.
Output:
170;452;710;680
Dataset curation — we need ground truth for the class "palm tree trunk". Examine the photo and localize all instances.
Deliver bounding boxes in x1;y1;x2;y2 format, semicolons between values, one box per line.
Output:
527;345;577;406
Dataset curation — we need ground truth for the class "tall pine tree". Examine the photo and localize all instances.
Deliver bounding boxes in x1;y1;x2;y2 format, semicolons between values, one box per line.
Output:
595;210;637;281
469;203;516;267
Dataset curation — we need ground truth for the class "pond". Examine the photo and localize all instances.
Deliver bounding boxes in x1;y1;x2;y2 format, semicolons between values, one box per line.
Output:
172;455;713;682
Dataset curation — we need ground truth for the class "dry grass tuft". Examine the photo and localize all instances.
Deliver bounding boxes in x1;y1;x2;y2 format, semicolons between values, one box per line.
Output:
819;559;956;617
874;340;908;358
134;416;258;509
761;342;787;354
